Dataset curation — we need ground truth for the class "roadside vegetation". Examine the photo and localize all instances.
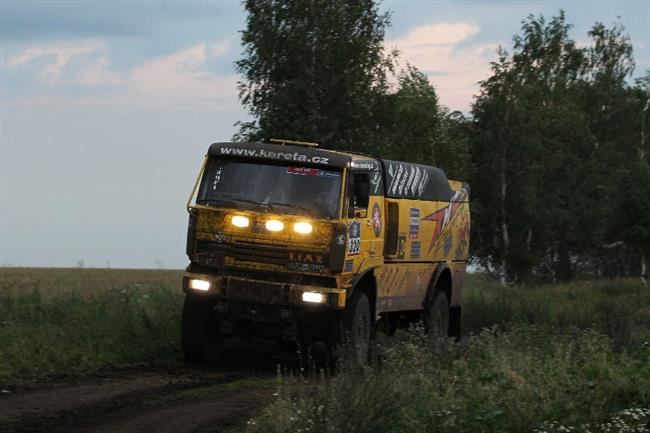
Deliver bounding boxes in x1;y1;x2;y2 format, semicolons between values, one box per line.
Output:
245;277;650;433
0;268;184;387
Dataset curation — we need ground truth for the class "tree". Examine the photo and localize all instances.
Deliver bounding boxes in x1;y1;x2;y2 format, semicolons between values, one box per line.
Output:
380;65;440;163
471;11;644;283
471;12;591;283
235;0;394;153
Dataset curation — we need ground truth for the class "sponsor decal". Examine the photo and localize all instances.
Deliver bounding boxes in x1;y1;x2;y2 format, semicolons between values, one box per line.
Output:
350;161;377;170
347;222;361;255
288;252;324;264
220;147;329;165
422;189;468;253
387;163;429;198
335;233;346;246
411;241;421;259
372;203;382;237
211;167;223;190
287;262;325;273
344;260;354;273
288;167;319;176
370;171;381;194
409;208;420;239
397;233;407;259
286;167;340;178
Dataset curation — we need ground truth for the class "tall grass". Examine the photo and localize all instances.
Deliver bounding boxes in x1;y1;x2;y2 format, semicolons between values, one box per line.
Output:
463;276;650;351
245;277;650;433
0;268;184;387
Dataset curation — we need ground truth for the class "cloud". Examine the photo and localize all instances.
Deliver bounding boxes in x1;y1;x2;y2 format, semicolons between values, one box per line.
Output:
8;40;106;81
127;42;238;107
395;22;480;47
6;39;237;108
388;22;497;112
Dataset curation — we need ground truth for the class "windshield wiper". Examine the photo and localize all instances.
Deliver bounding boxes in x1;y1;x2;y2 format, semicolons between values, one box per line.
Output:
198;198;263;209
264;201;313;215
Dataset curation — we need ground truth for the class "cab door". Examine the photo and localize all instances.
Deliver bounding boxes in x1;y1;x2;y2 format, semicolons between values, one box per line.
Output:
345;164;384;272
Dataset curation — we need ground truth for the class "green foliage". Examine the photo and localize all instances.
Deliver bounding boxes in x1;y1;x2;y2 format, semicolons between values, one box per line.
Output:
0;268;184;387
470;10;650;282
244;278;650;433
235;0;394;153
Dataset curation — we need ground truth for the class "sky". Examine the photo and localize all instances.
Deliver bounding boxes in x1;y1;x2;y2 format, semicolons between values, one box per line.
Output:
1;1;649;269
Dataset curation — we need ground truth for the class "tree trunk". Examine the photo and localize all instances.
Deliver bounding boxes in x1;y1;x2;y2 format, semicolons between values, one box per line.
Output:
642;255;647;288
500;152;509;287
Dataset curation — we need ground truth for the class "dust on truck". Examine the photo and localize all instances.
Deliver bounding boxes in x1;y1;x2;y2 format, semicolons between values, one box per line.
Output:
182;140;470;363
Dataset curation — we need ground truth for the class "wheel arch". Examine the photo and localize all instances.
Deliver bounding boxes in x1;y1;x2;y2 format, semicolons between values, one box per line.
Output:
349;268;378;322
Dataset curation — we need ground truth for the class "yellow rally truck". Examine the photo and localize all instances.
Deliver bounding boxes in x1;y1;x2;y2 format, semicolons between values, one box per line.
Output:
182;140;470;363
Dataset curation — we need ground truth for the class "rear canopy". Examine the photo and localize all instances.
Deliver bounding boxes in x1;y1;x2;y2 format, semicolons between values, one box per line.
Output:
379;159;453;201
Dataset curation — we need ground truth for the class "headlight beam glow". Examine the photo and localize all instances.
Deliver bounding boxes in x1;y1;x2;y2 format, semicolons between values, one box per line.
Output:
266;219;284;232
231;215;250;228
293;221;313;234
189;279;210;291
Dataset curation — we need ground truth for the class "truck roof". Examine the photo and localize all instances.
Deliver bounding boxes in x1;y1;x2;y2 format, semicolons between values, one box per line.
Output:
208;141;465;202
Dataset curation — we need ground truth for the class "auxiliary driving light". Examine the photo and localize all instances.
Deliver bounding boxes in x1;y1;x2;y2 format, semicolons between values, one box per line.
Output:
302;292;324;303
266;219;284;232
231;215;250;228
189;279;210;291
293;221;313;234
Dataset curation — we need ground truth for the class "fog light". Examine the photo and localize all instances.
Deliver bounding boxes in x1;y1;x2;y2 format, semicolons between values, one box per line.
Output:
189;279;210;291
302;292;324;303
293;221;313;234
231;215;250;228
266;219;284;232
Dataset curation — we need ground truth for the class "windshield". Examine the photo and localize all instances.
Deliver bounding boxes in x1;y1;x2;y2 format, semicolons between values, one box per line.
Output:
197;158;342;219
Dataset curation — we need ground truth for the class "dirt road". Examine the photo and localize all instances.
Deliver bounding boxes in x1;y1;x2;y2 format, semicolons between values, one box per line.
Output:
0;340;300;433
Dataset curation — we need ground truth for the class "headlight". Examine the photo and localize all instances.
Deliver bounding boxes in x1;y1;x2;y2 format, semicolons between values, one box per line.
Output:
231;215;250;228
266;219;284;232
188;279;210;291
302;292;324;303
293;221;313;234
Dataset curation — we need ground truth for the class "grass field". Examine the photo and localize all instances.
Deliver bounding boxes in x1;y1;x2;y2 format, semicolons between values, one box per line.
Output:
247;277;650;433
1;268;649;432
0;268;184;387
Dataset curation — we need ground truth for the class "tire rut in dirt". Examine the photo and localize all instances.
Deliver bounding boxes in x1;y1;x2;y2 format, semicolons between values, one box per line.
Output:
0;370;268;433
72;388;272;433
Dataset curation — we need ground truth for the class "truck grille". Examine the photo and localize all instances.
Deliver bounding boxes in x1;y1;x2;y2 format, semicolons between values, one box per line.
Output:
231;240;288;265
196;239;289;266
225;277;288;303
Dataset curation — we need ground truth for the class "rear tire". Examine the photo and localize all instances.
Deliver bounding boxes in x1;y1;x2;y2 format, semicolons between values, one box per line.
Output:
340;291;371;366
181;294;223;364
425;291;450;339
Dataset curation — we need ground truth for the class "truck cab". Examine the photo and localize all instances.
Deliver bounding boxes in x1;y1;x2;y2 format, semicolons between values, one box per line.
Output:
182;140;469;364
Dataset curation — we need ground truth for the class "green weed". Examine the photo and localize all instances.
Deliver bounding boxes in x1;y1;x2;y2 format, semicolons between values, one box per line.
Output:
0;268;184;386
244;277;650;433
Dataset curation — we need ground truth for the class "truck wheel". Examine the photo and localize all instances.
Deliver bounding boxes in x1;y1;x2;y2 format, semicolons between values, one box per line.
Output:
425;291;450;339
341;291;371;366
181;294;223;364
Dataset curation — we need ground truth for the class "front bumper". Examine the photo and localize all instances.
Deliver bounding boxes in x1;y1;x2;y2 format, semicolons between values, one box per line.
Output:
182;273;346;309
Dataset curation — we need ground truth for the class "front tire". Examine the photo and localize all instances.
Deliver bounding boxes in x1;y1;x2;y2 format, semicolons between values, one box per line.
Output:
181;294;223;364
341;291;371;366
